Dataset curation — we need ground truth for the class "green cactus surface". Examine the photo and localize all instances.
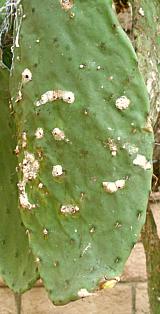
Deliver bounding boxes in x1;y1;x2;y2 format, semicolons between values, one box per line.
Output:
10;0;153;305
0;63;38;292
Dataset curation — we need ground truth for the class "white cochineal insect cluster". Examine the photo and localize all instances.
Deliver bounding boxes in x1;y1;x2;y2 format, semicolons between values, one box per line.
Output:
103;179;126;193
35;90;75;106
18;152;39;210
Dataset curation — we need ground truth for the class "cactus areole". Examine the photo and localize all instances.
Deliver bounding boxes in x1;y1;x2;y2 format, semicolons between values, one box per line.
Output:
8;0;153;305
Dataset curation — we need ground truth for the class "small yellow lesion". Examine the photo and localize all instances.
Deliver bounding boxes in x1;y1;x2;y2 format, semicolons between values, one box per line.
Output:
59;0;73;11
99;276;120;290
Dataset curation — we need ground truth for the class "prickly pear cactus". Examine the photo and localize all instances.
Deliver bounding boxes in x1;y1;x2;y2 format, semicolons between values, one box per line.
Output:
9;0;153;305
0;63;38;292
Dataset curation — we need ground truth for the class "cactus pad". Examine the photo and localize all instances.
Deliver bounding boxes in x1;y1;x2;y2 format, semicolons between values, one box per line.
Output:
10;0;153;304
0;63;38;292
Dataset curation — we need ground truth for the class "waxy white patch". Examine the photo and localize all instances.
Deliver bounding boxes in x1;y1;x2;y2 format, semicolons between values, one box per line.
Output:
22;68;32;84
35;128;44;139
22;152;39;181
60;204;79;214
52;165;63;177
18;152;39;209
123;143;139;155
52;128;65;141
133;154;152;170
60;0;73;11
18;181;36;210
108;138;117;156
22;131;27;148
36;90;75;106
78;289;94;298
116;96;130;110
138;7;145;16
103;179;126;193
43;228;48;235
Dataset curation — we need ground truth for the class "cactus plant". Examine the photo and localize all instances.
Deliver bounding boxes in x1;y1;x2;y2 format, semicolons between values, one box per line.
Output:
0;0;153;306
0;62;38;292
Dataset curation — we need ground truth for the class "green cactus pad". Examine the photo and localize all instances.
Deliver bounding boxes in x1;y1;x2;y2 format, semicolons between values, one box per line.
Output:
0;63;38;292
10;0;153;304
